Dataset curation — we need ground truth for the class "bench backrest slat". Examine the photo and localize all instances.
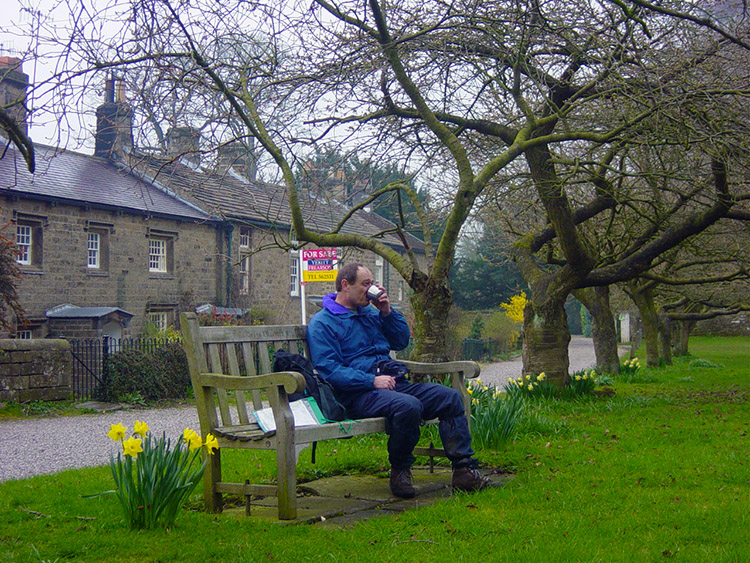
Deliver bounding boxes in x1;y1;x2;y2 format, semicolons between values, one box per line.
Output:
181;313;310;428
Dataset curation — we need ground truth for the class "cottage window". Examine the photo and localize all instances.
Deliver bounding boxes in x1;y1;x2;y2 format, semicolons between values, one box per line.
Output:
15;330;32;339
374;257;384;286
14;218;44;269
239;227;251;249
15;225;32;265
148;311;168;332
149;238;168;273
239;255;250;295
87;232;100;268
289;251;300;297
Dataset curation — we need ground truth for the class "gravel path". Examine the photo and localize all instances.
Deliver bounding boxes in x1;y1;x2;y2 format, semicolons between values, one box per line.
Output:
0;336;624;483
0;406;199;482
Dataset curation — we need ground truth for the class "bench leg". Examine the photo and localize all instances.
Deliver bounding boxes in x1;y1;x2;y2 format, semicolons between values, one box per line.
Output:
204;449;223;513
276;436;297;520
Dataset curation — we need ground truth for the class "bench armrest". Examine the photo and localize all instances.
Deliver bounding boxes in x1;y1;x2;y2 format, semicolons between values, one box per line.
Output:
197;371;306;395
400;360;480;379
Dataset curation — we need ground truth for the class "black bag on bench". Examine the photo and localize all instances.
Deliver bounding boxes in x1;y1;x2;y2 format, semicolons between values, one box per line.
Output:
272;349;347;422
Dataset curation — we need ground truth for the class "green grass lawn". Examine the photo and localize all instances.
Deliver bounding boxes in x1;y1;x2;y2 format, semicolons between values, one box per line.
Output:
1;336;748;562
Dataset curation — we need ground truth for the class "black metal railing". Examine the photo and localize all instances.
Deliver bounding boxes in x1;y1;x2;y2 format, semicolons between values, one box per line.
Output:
68;336;177;400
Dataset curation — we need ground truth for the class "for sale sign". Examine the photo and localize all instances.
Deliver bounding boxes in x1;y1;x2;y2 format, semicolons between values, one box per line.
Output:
301;248;337;282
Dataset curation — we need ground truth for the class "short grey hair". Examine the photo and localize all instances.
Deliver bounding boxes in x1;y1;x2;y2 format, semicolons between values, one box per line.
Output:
335;262;365;292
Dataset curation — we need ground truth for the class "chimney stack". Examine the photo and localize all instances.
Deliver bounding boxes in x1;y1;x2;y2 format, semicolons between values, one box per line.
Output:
217;140;257;180
166;126;201;165
0;57;30;135
94;76;133;159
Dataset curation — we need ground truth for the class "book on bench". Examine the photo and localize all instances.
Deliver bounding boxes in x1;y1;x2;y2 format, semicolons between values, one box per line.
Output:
251;397;327;433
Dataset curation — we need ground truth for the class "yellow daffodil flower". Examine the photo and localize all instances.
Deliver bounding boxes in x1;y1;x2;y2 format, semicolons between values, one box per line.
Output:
536;374;545;382
539;372;546;379
527;384;533;391
107;422;127;442
472;398;479;405
122;436;143;458
203;433;219;455
133;420;149;437
525;374;531;380
575;375;581;381
481;385;488;392
188;433;203;452
467;387;473;395
183;428;198;442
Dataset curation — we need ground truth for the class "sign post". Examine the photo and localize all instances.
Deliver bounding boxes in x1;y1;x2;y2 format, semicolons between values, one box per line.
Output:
299;248;338;325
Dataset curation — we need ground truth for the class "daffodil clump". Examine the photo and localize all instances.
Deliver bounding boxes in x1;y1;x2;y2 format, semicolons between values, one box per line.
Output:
568;369;598;396
97;421;218;530
466;379;524;449
504;370;599;399
504;372;558;399
621;357;641;375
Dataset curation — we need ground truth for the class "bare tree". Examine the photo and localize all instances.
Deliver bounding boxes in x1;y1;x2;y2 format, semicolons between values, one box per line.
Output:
14;0;750;371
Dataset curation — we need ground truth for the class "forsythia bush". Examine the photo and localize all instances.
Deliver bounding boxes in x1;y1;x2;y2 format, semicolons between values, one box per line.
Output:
500;291;527;324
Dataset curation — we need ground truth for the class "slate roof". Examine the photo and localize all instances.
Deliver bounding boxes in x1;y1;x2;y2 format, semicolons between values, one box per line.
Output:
46;304;134;319
133;154;425;252
0;134;425;252
0;138;213;222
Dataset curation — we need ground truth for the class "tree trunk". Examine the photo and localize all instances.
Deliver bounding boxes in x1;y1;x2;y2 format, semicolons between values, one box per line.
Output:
522;297;571;387
409;278;453;363
672;320;696;356
657;314;672;366
627;282;660;367
573;286;621;375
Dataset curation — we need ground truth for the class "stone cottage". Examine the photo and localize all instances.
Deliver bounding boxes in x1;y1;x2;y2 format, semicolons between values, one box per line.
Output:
0;59;423;337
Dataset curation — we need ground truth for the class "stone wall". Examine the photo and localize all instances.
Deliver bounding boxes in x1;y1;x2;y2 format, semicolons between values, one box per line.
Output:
692;312;750;336
0;339;72;402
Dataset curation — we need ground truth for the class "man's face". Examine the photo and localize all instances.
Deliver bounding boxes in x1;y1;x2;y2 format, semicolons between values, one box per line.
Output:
346;267;374;307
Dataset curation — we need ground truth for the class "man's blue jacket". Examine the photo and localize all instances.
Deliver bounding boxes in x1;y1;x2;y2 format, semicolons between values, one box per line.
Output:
307;293;410;396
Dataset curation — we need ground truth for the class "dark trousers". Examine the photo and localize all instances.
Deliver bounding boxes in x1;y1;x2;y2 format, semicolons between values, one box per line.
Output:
347;381;476;470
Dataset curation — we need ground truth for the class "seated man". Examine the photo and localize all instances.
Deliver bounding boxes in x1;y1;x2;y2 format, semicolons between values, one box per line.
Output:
307;262;492;498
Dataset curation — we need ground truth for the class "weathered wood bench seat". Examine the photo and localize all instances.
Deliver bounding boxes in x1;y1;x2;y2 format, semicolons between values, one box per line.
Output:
180;311;480;520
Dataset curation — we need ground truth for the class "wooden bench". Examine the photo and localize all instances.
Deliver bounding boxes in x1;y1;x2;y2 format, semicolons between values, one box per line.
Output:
180;311;480;520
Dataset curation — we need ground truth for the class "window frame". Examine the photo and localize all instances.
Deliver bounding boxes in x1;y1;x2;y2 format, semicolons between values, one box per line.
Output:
239;254;250;295
13;214;45;269
239;227;251;249
87;231;100;269
85;223;112;272
15;224;32;265
146;229;177;276
374;257;384;286
289;248;300;297
147;311;169;332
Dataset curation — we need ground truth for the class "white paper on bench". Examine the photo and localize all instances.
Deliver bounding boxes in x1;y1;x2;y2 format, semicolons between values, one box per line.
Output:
251;397;326;433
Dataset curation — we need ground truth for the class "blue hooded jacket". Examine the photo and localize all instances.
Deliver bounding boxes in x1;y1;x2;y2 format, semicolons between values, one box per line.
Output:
307;293;410;397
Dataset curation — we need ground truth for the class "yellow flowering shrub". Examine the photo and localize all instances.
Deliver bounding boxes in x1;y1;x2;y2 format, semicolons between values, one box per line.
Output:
500;291;527;324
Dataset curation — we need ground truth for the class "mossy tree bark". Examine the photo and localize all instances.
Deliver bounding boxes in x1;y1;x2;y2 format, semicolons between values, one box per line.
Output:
626;280;661;367
573;286;621;375
409;278;454;362
672;320;695;356
658;314;673;366
522;296;571;386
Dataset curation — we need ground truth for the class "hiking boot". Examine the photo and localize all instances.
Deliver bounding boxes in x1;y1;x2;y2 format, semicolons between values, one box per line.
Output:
452;467;494;492
390;467;416;498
